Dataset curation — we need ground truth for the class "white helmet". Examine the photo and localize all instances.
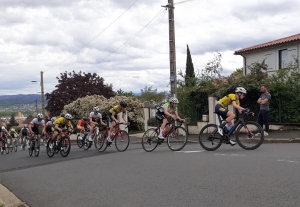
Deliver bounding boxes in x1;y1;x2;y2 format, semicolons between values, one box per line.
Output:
51;117;57;122
37;113;43;119
235;87;247;94
64;114;72;120
2;126;6;130
169;97;179;104
11;128;15;132
93;106;100;112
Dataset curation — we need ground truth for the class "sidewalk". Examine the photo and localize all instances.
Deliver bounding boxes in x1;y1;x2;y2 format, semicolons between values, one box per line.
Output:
1;130;300;207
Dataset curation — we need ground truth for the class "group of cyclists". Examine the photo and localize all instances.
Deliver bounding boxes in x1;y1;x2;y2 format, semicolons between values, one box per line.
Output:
0;101;130;154
0;86;254;154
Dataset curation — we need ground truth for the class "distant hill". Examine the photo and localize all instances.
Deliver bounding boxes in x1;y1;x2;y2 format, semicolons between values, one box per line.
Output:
0;94;44;106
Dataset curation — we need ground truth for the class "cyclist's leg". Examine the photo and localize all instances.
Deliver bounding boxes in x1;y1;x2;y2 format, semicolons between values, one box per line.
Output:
107;114;116;142
155;113;166;138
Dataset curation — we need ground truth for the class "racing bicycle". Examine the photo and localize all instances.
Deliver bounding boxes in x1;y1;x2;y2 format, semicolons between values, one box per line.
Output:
94;123;130;152
142;118;188;152
46;130;71;157
199;110;264;151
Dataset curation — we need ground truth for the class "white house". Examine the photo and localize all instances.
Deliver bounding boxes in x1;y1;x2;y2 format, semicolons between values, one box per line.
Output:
234;33;300;76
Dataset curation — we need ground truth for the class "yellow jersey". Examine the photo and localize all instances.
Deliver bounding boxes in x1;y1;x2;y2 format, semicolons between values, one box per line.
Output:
109;105;126;114
53;117;72;128
217;94;240;107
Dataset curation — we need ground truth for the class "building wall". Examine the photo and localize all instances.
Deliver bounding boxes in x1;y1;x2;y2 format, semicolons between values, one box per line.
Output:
242;42;300;75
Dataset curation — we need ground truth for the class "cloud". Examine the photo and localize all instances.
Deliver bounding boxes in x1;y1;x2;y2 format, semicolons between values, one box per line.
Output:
1;0;300;95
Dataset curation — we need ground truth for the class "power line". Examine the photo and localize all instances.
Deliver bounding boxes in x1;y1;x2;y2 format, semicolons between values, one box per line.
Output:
44;0;139;73
90;8;166;72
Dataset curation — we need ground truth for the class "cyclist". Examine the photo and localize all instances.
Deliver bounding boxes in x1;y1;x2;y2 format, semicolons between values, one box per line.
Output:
88;107;106;141
76;117;90;139
8;128;18;148
19;124;30;149
52;114;73;148
155;97;185;139
107;101;129;144
215;87;249;145
43;117;56;146
28;113;46;150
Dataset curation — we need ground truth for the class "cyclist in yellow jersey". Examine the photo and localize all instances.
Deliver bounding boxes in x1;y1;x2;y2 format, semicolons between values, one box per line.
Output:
215;87;249;144
107;101;129;143
52;114;73;145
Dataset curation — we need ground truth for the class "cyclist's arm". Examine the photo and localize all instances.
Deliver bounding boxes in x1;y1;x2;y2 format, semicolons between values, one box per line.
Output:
28;123;34;134
174;111;185;122
55;124;62;132
232;101;244;112
99;118;106;126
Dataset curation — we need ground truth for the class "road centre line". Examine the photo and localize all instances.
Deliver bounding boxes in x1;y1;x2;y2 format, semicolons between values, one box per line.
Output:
277;159;298;164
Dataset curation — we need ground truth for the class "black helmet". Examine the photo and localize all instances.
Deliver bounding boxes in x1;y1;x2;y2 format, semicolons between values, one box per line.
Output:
120;101;127;108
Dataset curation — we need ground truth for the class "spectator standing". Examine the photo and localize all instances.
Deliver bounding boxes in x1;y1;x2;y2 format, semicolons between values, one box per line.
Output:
257;85;271;136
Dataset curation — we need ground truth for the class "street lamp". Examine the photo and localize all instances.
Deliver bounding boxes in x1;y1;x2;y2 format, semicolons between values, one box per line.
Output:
31;71;45;115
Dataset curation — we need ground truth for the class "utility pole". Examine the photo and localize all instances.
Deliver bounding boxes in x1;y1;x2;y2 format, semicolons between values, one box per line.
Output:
34;100;38;115
162;0;177;98
40;71;45;115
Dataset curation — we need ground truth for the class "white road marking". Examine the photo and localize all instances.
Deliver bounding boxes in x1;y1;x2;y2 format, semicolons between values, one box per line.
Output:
277;159;298;164
177;150;205;153
214;153;246;157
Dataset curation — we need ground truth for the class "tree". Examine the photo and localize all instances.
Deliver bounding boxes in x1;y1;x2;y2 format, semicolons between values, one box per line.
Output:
7;113;19;130
137;86;167;105
45;71;115;116
115;89;134;97
185;44;196;87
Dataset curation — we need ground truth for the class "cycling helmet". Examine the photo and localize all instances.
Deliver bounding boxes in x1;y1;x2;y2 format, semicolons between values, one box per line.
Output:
235;87;247;94
1;126;6;130
37;113;43;119
24;124;28;128
51;117;57;122
120;101;127;108
169;97;179;104
11;128;15;132
64;113;72;120
93;106;100;112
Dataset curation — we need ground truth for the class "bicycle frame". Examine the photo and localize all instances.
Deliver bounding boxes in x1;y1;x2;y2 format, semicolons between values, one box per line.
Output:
216;112;250;138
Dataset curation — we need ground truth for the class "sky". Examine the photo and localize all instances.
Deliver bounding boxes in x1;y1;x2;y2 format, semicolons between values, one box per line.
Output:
1;0;300;96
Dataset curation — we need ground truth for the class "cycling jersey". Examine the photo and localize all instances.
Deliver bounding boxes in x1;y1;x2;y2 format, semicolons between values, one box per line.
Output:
77;119;88;128
21;127;30;136
45;121;54;129
109;105;126;114
217;94;240;107
53;117;72;128
89;112;102;121
162;102;177;114
30;118;45;128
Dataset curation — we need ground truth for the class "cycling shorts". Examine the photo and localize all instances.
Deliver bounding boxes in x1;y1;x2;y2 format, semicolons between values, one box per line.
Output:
215;104;229;120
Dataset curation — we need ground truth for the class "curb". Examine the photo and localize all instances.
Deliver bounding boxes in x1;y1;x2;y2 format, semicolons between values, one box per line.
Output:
0;184;29;207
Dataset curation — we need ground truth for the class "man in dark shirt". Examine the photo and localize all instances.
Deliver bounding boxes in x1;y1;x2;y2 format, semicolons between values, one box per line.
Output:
257;85;271;136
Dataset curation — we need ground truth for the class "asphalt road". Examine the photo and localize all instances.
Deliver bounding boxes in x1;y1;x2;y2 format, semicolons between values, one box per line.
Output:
1;141;300;207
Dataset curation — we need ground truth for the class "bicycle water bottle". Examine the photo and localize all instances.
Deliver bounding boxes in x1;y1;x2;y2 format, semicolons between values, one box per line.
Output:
162;129;168;137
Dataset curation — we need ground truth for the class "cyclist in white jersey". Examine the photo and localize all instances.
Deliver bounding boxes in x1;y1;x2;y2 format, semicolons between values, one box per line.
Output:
28;113;45;149
88;107;106;141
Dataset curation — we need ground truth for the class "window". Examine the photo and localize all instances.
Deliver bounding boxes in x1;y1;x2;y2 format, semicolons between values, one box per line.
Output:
279;49;287;69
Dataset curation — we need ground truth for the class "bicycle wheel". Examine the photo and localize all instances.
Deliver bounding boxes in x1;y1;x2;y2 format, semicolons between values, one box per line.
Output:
115;130;130;152
77;134;83;148
199;124;222;151
236;121;264;150
83;135;92;150
34;140;40;157
142;128;159;152
94;132;106;151
46;139;55;157
28;142;33;156
60;137;71;157
167;126;188;151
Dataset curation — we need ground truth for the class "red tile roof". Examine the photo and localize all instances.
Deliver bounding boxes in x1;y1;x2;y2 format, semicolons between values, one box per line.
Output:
234;33;300;55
